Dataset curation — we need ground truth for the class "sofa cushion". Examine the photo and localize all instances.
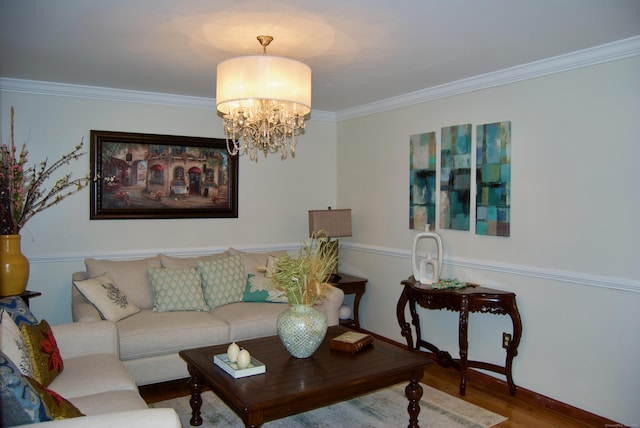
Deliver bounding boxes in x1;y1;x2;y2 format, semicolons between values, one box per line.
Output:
20;320;63;387
211;302;288;342
47;353;137;399
116;309;230;360
0;296;39;328
25;377;84;420
73;275;141;322
228;248;288;277
1;310;33;376
67;390;148;416
242;274;288;303
0;351;52;426
85;256;161;309
159;251;230;269
148;267;208;312
197;253;246;309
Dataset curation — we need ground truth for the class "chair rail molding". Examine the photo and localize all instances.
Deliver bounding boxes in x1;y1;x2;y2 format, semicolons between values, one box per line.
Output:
340;242;640;294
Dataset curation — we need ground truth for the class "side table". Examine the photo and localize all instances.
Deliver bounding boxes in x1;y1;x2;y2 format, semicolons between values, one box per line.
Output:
19;290;42;307
330;273;367;331
396;276;522;396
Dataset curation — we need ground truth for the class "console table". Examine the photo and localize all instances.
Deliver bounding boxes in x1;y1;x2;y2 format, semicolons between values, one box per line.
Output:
330;273;367;331
396;276;522;396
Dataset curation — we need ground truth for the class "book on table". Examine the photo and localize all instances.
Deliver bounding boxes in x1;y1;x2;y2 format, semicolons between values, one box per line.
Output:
330;331;374;353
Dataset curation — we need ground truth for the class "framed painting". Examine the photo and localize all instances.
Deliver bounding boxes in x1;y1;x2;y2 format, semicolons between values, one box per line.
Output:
90;131;238;220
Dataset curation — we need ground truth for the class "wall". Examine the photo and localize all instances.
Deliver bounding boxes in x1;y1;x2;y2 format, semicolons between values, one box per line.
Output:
0;91;338;325
336;57;640;425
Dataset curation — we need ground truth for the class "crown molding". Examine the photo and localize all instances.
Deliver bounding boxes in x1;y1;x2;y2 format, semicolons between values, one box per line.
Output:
340;242;640;294
335;35;640;121
0;77;337;121
1;36;638;122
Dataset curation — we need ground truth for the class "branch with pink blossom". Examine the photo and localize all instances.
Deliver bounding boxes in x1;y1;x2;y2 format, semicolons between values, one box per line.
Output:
1;107;90;235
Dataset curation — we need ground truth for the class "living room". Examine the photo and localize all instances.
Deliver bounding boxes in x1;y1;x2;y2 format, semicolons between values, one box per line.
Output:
1;2;639;426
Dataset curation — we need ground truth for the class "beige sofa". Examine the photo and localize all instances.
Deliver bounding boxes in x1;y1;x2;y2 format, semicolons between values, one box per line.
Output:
13;320;180;427
71;248;344;386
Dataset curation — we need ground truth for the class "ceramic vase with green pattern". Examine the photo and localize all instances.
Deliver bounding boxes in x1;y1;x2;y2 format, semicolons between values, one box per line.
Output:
277;304;327;358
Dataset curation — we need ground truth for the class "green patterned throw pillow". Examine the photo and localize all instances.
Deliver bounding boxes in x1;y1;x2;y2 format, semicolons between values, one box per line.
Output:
148;267;209;312
197;254;246;309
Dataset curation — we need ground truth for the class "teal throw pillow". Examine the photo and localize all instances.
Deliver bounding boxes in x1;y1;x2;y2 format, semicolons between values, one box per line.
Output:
197;254;246;309
148;267;209;312
242;274;288;303
0;351;52;426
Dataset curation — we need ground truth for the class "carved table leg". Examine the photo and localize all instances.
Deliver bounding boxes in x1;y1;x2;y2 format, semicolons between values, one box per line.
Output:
187;367;203;426
408;298;422;351
506;297;522;396
458;297;470;396
396;286;414;349
405;375;423;428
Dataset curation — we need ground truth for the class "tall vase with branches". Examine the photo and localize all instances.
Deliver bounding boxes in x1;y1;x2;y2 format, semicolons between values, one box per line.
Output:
272;234;338;358
0;107;90;296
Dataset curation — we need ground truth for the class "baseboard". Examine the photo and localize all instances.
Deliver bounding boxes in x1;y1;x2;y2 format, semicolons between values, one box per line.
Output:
366;330;617;427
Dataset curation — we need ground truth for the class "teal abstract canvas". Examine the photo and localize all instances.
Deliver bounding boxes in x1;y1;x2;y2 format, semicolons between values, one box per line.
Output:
410;132;436;230
476;121;511;237
440;124;472;231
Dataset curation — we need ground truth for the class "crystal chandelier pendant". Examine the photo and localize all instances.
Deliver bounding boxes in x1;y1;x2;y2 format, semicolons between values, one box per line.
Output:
216;36;311;162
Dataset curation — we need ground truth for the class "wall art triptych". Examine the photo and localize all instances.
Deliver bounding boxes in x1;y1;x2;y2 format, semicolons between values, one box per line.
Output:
409;121;511;237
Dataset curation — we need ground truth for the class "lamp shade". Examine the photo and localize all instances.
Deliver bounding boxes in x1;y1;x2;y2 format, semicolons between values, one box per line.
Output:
216;55;312;115
308;209;352;238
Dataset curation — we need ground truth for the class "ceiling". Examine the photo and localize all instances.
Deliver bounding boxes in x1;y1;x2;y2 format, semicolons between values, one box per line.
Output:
1;0;639;113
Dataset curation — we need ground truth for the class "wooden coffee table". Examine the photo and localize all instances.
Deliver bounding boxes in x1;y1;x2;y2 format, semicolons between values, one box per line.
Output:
179;325;431;428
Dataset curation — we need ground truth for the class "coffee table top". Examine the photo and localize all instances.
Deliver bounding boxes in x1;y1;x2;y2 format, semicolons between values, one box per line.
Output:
180;325;431;425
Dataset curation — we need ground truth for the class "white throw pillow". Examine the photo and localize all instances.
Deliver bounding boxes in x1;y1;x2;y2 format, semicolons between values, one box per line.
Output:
73;274;141;322
0;310;34;376
84;255;161;309
147;267;209;312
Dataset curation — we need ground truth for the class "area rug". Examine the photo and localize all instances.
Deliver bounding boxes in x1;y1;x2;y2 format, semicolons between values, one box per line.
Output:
150;383;507;427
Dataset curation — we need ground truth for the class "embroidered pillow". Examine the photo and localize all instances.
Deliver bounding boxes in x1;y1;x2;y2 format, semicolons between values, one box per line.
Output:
242;274;288;303
0;310;34;376
25;377;84;420
197;254;246;309
147;267;209;312
73;274;140;322
0;296;39;328
20;320;63;387
84;255;161;309
0;351;51;426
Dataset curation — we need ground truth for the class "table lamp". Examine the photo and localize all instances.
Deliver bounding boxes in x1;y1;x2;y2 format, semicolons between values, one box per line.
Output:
308;207;352;282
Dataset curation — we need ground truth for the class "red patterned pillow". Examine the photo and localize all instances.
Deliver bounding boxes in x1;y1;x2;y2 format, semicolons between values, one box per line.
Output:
25;377;84;420
20;320;64;387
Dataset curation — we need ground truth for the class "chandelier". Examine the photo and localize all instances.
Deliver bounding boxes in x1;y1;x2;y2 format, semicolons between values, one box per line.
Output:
216;35;312;162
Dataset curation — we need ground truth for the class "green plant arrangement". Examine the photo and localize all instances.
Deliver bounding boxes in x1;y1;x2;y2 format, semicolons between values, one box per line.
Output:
0;107;89;235
272;233;339;305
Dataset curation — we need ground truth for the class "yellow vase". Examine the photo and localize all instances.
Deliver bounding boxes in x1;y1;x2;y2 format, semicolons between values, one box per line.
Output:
0;234;30;297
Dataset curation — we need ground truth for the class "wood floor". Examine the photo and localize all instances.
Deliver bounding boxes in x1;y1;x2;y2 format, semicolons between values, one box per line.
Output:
140;360;617;427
